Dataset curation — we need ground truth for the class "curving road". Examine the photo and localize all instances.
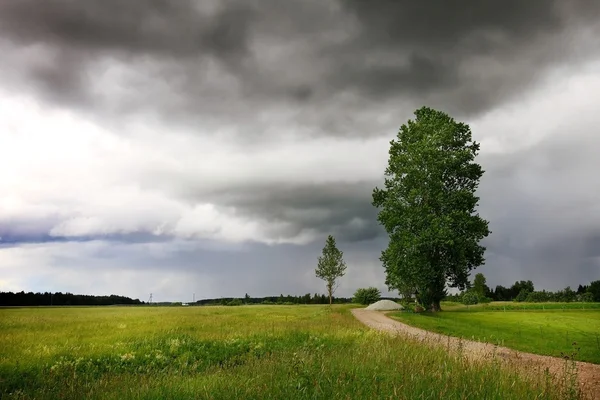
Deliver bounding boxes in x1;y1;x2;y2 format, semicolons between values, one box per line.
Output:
352;309;600;400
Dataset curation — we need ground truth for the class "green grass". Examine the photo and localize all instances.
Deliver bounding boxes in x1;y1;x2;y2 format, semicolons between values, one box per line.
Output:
440;301;600;312
391;303;600;364
0;305;578;399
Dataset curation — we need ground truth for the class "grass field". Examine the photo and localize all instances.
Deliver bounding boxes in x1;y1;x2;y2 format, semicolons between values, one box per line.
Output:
390;303;600;364
440;301;600;312
0;305;578;399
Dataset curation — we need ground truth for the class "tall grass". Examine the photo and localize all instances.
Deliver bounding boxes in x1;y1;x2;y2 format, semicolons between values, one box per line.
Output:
0;305;578;399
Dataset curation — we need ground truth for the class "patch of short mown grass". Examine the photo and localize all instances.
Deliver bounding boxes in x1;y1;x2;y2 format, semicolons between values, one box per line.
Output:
439;301;600;312
0;305;578;399
391;307;600;364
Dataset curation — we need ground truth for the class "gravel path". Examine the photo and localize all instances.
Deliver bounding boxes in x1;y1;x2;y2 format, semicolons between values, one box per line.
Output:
352;309;600;399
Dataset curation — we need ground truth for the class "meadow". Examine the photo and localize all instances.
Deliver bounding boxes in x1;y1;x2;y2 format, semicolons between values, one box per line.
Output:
0;305;578;399
390;302;600;364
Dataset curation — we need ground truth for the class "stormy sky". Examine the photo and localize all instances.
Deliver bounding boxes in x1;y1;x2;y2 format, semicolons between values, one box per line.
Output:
1;1;599;301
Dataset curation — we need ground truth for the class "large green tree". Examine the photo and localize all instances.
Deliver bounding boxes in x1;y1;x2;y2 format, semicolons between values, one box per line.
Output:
372;107;490;311
315;235;347;305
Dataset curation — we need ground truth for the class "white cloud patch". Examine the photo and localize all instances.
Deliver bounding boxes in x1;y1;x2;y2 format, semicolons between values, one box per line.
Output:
0;89;389;246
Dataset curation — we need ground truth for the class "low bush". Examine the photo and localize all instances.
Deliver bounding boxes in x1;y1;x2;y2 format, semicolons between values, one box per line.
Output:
514;289;531;303
580;292;594;303
461;291;479;305
525;291;550;303
353;287;381;305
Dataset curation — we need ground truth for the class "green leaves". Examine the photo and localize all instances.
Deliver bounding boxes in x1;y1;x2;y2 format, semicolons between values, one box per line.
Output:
353;287;381;305
587;280;600;302
373;107;491;311
315;235;347;304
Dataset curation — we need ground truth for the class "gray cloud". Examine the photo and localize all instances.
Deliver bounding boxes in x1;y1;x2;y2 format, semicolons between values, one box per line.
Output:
0;1;254;58
4;238;391;301
1;0;599;137
474;126;600;290
197;181;383;243
335;1;570;114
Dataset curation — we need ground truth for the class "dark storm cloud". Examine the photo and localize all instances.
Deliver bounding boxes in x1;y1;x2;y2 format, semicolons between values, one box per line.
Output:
1;0;599;136
177;181;384;243
0;1;254;58
0;0;256;111
0;217;174;246
334;0;571;114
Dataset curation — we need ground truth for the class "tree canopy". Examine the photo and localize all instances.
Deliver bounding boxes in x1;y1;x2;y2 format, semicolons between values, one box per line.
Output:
588;280;600;302
373;107;490;311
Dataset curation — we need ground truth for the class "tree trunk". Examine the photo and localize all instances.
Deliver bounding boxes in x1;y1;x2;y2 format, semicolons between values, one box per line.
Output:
420;280;445;312
428;271;445;312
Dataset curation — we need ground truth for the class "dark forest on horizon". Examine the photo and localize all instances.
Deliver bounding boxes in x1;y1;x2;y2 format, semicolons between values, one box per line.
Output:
2;277;599;307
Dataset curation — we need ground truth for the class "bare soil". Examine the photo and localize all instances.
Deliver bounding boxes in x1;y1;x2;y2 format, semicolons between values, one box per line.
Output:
352;309;600;399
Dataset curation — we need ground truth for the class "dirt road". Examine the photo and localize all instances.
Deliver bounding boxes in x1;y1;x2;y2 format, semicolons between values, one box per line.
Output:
352;309;600;399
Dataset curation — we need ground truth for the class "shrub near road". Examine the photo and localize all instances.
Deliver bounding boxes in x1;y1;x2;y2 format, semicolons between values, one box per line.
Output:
0;305;573;399
352;287;381;305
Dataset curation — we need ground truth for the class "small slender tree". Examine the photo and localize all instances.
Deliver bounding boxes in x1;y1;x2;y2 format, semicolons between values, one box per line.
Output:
472;273;488;298
315;235;347;305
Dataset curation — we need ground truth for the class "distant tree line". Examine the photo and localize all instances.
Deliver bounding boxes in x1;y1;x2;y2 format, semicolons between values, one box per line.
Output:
198;293;352;306
0;291;144;306
196;293;402;306
194;293;338;306
444;275;600;304
0;291;404;307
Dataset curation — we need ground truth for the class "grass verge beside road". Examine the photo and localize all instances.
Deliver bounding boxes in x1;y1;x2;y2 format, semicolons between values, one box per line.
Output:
390;304;600;364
